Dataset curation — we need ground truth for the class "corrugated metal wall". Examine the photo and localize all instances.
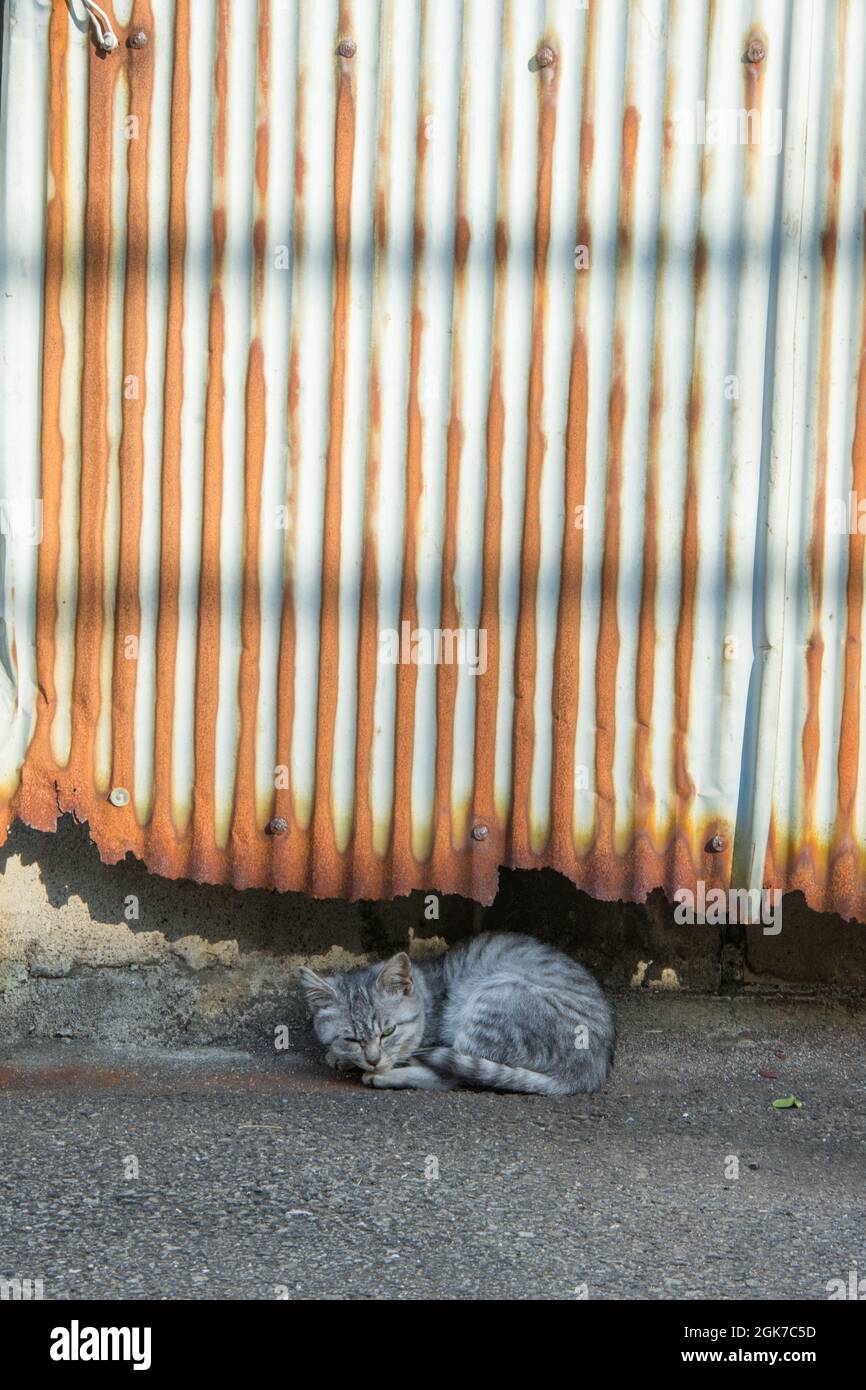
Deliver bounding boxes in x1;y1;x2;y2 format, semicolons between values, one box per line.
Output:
1;0;865;915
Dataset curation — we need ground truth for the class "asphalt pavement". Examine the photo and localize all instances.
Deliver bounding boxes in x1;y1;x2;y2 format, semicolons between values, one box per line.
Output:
0;991;863;1300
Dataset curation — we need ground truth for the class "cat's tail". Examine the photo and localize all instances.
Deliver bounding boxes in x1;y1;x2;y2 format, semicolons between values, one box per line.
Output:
420;1047;576;1095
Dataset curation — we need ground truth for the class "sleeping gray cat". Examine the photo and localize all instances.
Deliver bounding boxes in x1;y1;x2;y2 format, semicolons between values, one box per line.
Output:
299;933;615;1094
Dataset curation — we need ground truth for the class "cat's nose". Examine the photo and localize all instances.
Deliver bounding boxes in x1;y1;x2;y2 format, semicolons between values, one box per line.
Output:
364;1045;381;1066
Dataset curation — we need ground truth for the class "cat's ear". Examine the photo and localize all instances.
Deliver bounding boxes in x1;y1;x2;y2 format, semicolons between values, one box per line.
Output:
375;952;414;997
298;966;338;1013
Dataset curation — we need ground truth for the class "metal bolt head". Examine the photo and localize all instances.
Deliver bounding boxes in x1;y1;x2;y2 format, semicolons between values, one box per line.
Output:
471;824;489;842
109;787;130;808
709;833;725;853
535;44;555;69
743;38;765;65
99;31;119;52
337;37;356;58
267;816;289;836
128;30;149;49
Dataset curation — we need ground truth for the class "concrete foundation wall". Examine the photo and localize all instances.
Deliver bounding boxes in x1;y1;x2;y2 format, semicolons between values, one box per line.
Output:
0;817;864;1047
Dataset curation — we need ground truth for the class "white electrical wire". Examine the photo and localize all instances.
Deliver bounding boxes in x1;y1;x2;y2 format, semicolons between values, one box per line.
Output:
81;0;118;52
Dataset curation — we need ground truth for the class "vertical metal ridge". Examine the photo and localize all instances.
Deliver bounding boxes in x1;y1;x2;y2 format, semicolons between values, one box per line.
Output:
230;0;273;889
151;0;191;874
310;0;355;896
134;0;173;831
213;0;257;858
191;0;228;880
549;0;593;877
364;0;419;882
68;11;124;834
509;0;556;866
330;0;378;878
19;0;66;832
112;0;153;846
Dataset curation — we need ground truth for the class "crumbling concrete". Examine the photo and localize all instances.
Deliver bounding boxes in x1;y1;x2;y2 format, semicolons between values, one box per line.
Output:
0;816;863;1045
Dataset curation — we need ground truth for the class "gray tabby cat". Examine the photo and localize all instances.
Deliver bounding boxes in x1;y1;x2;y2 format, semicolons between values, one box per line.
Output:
299;932;614;1094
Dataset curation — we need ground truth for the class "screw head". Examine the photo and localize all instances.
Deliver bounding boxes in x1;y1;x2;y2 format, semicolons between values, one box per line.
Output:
109;787;130;808
743;38;765;65
99;31;119;52
535;44;555;69
471;824;489;842
337;37;356;58
267;816;289;836
709;834;725;853
128;30;149;49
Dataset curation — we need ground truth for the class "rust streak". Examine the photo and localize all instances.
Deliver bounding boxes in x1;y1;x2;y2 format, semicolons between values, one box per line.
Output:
800;8;846;864
829;209;866;911
151;0;191;874
672;361;700;813
272;71;306;887
550;4;596;872
106;0;157;864
19;1;68;836
311;44;356;896
592;103;640;879
469;8;514;900
190;0;229;882
508;40;559;864
741;23;768;195
389;104;431;896
66;14;123;826
229;0;272;889
432;16;471;892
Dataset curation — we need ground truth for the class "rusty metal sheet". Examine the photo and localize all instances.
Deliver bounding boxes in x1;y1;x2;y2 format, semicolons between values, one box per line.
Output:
1;0;864;916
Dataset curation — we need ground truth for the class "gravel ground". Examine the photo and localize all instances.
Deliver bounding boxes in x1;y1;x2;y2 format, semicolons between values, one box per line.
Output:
0;991;864;1300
